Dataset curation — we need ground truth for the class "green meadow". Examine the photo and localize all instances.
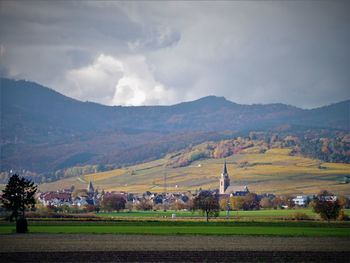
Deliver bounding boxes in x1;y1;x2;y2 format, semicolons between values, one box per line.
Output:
0;220;349;237
97;208;349;220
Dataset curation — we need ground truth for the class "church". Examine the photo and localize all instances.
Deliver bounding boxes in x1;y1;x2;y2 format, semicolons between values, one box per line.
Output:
219;160;249;196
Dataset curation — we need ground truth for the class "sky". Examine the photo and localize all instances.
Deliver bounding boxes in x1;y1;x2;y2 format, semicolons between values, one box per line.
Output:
0;1;349;108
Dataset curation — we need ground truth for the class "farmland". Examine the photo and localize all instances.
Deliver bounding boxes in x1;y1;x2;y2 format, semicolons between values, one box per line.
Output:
1;220;349;237
1;234;349;262
1;208;350;237
39;148;350;195
1;214;349;262
96;208;349;220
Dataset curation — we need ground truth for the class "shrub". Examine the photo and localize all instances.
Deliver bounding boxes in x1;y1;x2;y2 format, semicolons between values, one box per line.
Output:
338;210;349;221
290;212;310;221
135;200;153;211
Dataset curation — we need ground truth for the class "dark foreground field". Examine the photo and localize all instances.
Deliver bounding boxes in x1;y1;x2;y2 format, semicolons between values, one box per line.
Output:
1;234;349;262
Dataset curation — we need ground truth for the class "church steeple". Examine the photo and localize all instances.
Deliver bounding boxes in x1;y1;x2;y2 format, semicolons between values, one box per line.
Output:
87;181;94;194
220;160;230;194
223;160;228;175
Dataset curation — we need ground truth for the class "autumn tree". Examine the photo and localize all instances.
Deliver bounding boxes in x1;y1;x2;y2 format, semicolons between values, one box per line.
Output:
280;195;295;208
272;196;283;209
230;196;244;210
337;195;349;208
260;197;273;209
1;174;37;233
311;190;341;222
135;199;153;211
101;195;126;212
219;197;230;211
193;191;220;222
242;193;260;210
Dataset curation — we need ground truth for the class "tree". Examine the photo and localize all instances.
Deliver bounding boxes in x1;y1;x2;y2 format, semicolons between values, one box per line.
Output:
337;195;349;208
242;193;260;210
280;195;295;208
1;174;37;233
260;197;273;209
193;191;219;222
219;197;230;211
272;196;283;209
135;199;153;211
173;200;186;211
230;196;244;210
125;201;134;212
311;190;341;222
101;195;126;212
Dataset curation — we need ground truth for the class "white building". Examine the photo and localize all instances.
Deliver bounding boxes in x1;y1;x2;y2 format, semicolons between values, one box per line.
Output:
292;195;308;206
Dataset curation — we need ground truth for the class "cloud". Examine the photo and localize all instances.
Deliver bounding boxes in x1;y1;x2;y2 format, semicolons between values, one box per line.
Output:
63;54;123;105
128;25;181;51
0;1;349;108
62;54;175;106
112;55;175;106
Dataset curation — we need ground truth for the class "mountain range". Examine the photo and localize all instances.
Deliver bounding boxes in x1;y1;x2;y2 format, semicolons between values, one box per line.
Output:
1;78;349;179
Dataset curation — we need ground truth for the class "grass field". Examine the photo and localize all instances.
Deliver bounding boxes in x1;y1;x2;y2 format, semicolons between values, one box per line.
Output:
96;208;350;220
0;220;349;237
97;208;350;221
39;148;350;195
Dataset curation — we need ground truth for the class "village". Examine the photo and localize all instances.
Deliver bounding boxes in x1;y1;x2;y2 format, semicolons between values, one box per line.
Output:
36;162;347;213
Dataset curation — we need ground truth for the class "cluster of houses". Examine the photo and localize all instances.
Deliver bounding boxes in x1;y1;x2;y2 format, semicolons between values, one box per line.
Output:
37;181;193;210
36;162;346;210
38;182;98;207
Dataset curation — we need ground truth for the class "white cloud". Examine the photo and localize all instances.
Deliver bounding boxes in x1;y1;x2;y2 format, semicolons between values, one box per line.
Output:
62;54;175;106
63;54;123;105
112;55;176;106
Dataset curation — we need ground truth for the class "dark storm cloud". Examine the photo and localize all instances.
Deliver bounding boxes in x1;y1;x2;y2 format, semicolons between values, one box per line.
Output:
0;1;349;108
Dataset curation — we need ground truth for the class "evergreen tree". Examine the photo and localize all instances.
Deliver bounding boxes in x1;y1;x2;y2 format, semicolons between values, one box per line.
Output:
1;174;37;233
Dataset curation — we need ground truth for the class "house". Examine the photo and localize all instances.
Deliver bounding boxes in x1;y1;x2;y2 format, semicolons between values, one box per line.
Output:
73;196;90;207
39;191;71;207
229;186;250;197
292;195;309;206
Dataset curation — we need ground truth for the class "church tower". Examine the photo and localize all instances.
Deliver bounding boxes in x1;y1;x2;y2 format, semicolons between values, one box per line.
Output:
87;181;95;194
219;160;230;194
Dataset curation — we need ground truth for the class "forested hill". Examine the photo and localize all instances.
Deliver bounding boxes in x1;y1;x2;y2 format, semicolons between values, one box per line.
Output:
1;78;349;178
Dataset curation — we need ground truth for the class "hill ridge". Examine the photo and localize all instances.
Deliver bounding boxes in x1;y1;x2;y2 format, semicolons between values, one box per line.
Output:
1;78;349;178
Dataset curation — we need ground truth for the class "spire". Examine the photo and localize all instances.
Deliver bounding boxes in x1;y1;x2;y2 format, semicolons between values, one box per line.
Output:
87;181;94;193
220;160;230;194
223;160;228;175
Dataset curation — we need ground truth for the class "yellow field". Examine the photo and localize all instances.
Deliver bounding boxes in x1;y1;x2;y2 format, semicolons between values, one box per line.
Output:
39;149;350;195
84;169;128;182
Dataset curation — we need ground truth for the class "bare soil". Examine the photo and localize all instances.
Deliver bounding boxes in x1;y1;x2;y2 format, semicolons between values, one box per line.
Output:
1;251;349;262
1;234;349;262
1;234;350;252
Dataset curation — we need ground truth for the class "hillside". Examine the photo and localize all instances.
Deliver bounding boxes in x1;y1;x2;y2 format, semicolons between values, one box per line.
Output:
39;146;350;195
1;78;349;181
